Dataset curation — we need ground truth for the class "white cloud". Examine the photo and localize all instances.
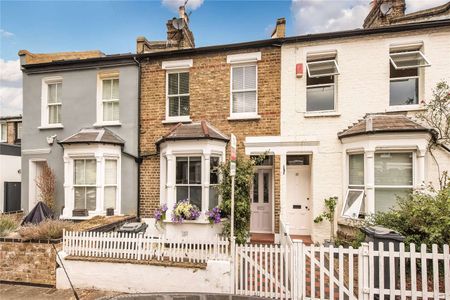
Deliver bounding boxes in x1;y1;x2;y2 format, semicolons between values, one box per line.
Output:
291;0;450;35
0;59;22;117
0;29;14;38
161;0;204;12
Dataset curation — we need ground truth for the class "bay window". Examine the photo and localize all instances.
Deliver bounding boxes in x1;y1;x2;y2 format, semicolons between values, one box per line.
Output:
176;156;202;209
374;152;413;212
74;159;97;211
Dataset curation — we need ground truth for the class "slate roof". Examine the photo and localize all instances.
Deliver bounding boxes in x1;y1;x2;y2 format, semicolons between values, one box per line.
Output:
338;113;433;139
59;128;125;145
156;121;229;145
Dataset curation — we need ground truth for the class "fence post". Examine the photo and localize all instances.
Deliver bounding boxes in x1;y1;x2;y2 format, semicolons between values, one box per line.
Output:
360;242;370;300
230;236;236;295
293;240;304;300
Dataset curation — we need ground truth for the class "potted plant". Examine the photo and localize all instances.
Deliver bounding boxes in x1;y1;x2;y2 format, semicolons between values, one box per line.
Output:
314;196;337;246
171;200;200;223
206;206;222;225
154;203;168;228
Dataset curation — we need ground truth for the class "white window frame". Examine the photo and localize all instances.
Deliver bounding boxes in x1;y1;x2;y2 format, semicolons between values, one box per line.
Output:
229;63;259;119
305;54;339;113
389;51;431;70
62;144;121;219
306;59;340;78
159;140;226;223
40;76;63;129
73;158;97;212
341;189;365;219
95;72;120;126
165;69;191;123
0;122;6;142
103;158;119;210
175;155;203;209
208;155;221;209
16;122;22;140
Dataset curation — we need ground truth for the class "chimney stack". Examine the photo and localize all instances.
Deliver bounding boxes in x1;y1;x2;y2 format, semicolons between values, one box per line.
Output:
363;0;406;28
271;18;286;38
179;5;189;24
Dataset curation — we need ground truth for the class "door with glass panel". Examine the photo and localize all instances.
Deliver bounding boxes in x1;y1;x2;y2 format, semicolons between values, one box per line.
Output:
250;169;272;233
286;155;312;235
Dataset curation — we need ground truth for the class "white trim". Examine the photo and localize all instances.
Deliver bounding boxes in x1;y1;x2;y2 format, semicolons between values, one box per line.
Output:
38;124;64;130
62;143;122;219
386;104;426;112
96;73;120;125
389;41;423;52
162;59;193;70
41;76;63;128
389;50;431;69
229;63;259;119
226;52;261;64
159;139;226;223
0;122;7;142
22;148;51;155
306;59;340;78
28;158;47;211
165;69;190;120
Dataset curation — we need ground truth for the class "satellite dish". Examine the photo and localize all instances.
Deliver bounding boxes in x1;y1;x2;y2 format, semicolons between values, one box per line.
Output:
172;18;185;30
380;2;392;16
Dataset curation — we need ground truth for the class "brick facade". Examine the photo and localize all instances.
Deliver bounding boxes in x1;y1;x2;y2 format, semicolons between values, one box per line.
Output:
0;239;61;286
140;46;281;231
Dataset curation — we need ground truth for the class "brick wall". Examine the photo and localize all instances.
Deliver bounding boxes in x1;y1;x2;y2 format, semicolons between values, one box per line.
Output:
6;122;16;144
0;239;61;286
140;46;281;230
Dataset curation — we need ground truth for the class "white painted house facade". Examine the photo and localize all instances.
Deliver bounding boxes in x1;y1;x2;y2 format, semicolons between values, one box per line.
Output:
270;24;450;241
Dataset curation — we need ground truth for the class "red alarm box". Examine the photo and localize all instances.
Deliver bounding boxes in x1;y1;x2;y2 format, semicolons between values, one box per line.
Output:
296;63;303;78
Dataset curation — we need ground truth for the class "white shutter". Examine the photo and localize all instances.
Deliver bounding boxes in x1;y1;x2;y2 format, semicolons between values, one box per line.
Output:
244;66;256;89
232;65;257;114
232;67;244;90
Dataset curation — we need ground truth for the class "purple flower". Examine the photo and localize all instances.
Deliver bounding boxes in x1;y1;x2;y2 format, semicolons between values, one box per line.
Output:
206;206;222;224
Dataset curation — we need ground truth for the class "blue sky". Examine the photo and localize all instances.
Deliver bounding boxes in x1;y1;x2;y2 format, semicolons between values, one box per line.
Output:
1;0;448;116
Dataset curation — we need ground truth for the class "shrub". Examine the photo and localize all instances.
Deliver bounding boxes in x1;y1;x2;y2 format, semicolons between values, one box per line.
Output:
368;183;450;250
0;215;19;237
19;219;75;240
313;196;338;242
35;163;56;212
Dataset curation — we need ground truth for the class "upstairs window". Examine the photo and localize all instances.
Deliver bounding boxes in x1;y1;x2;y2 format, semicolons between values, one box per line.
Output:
47;82;62;124
167;71;190;118
0;122;6;142
231;65;257;116
389;46;430;106
306;54;339;112
101;78;120;122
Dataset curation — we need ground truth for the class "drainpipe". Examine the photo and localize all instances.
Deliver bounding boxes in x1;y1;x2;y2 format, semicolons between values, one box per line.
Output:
133;56;143;219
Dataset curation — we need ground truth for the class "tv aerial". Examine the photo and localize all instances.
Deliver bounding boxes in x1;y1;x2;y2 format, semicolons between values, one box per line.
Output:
380;2;393;16
172;18;185;30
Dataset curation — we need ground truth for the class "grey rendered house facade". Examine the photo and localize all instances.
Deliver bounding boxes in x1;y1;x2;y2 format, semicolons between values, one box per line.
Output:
19;52;139;218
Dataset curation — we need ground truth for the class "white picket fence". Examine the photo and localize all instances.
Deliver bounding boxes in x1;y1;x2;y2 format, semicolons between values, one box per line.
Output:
236;239;450;300
62;230;229;264
62;229;450;299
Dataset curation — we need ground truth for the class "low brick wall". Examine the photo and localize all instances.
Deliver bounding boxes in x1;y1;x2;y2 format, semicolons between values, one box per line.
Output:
0;238;61;286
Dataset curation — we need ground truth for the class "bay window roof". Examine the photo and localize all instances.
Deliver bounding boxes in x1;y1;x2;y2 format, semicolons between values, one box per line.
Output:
338;114;433;139
59;128;125;145
156;120;229;145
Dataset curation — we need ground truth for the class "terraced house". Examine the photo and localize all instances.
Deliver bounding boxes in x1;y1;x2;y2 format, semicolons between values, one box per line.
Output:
138;9;283;240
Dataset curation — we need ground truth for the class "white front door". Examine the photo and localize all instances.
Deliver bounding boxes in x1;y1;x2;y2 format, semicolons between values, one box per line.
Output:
286;165;312;235
250;169;272;233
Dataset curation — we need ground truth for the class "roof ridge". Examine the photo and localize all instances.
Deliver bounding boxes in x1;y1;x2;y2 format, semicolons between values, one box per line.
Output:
201;120;210;138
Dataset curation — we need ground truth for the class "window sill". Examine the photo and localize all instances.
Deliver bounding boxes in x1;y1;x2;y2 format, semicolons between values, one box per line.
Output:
163;219;211;225
38;124;64;130
304;111;341;118
162;117;192;124
386;105;426;112
227;114;261;121
93;122;122;127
